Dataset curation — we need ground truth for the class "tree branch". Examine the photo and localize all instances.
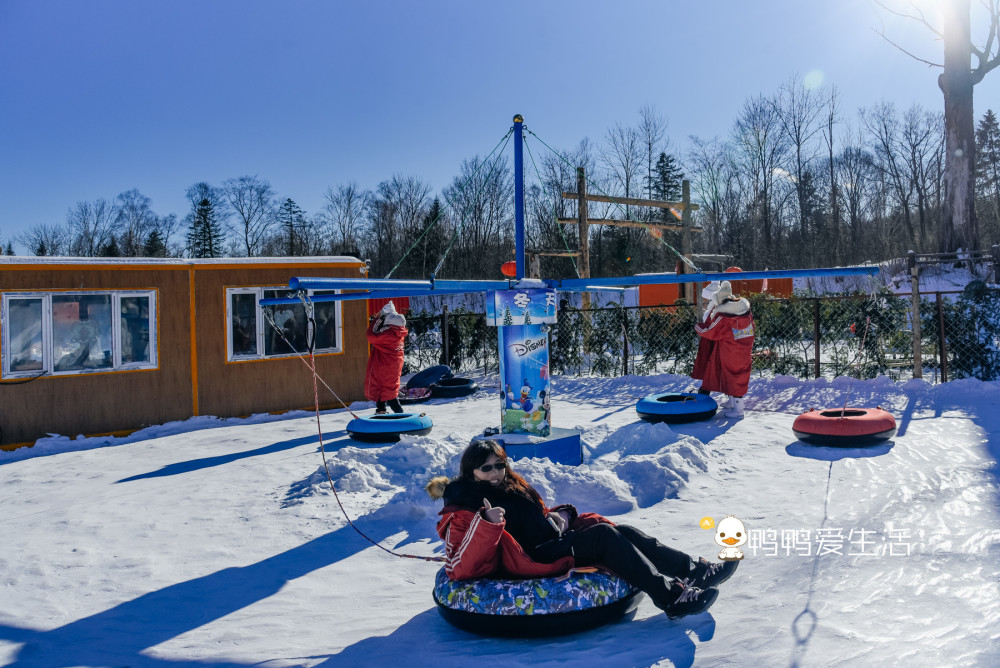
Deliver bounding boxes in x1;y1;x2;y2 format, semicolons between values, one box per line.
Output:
874;0;944;39
971;0;1000;84
873;27;943;67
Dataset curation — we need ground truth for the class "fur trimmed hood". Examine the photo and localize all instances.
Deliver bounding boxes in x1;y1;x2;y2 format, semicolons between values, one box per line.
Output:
425;475;450;499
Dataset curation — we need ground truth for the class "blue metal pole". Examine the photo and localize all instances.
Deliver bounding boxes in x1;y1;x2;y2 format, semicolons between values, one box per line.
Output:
514;114;525;280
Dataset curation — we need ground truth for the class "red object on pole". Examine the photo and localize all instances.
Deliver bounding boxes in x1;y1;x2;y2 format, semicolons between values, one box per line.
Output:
501;261;517;277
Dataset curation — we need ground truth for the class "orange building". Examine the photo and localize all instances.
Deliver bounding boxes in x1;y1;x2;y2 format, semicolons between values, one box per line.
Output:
0;256;369;449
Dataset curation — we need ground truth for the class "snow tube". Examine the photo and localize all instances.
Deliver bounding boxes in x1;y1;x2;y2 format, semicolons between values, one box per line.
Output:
405;365;452;390
792;407;897;446
636;392;718;423
432;568;642;637
346;412;433;443
429;377;479;398
398;387;432;405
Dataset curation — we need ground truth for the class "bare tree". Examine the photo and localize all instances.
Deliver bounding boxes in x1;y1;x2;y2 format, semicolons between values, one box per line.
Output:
774;74;826;263
319;182;370;255
602;122;644;216
901;106;945;244
67;198;117;256
115;189;160;256
688;135;743;260
223;175;276;256
835;127;880;263
731;94;790;266
822;86;843;260
18;223;69;256
876;0;1000;251
638;104;668;203
366;174;432;278
441;159;512;278
861;101;918;248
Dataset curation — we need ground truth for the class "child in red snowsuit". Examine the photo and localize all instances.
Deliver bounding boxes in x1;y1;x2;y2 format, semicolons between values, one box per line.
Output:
693;281;754;418
365;302;407;414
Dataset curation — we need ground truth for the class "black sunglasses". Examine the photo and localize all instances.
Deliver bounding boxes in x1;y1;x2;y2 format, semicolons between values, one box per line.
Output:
478;462;507;473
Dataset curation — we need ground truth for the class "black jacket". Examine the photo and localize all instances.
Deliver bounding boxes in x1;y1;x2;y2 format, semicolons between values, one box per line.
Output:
442;477;559;552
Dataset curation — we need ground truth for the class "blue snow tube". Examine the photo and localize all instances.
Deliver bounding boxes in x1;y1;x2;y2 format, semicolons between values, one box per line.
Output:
346;412;433;443
405;365;452;390
432;568;642;637
635;392;717;423
429;377;478;398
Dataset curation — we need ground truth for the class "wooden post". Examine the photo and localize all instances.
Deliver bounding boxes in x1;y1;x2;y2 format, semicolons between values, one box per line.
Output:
577;168;591;312
909;250;922;379
681;180;693;304
936;292;948;383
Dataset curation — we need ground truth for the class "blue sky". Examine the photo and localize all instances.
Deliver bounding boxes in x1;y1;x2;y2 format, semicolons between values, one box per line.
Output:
1;0;997;253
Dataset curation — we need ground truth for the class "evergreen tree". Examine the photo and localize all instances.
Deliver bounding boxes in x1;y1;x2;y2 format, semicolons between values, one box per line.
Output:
101;236;120;257
4;241;14;256
34;240;47;256
278;198;308;256
143;229;168;257
976;109;1000;228
650;152;684;222
186;198;224;258
503;305;513;326
416;197;447;277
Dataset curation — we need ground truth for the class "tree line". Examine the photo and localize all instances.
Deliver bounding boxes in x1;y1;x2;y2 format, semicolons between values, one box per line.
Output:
5;79;1000;279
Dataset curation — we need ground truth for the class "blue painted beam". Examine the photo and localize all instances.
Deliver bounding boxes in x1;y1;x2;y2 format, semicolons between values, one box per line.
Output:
550;266;877;290
260;287;484;306
288;277;512;291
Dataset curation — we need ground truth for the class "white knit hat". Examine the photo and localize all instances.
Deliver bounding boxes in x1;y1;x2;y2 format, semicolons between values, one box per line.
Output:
701;281;722;302
715;281;733;302
383;312;406;328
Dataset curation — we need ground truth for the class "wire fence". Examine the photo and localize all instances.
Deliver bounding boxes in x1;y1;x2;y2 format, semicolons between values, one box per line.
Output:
402;284;1000;384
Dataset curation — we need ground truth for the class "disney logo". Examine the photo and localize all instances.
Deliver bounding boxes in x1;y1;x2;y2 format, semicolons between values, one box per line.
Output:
511;338;547;357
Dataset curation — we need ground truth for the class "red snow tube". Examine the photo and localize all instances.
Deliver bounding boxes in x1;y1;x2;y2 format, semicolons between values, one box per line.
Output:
792;407;897;447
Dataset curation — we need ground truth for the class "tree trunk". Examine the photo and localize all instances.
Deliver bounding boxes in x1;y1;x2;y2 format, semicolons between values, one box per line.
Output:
939;0;978;252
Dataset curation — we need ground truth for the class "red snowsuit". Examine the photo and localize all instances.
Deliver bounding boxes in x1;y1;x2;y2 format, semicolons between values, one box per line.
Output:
693;298;755;397
436;491;610;580
364;320;407;402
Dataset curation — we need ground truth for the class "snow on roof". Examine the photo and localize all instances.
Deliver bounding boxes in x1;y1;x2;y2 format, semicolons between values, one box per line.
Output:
0;255;364;267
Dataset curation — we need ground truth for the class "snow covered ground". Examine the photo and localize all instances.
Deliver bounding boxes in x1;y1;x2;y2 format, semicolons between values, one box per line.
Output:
2;371;999;667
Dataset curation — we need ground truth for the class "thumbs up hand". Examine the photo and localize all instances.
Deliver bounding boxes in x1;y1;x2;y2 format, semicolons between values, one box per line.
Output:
482;498;505;524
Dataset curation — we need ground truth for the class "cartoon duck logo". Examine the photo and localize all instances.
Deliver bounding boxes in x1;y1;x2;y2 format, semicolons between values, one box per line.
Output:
715;515;747;561
519;379;534;412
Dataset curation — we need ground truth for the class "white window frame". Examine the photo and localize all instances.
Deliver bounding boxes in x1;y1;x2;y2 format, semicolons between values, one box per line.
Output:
1;290;158;379
225;287;343;362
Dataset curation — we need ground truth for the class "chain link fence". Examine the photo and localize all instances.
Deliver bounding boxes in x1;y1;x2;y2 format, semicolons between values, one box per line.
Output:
401;283;1000;384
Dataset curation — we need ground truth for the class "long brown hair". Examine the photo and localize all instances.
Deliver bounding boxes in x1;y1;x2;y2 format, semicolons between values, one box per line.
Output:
459;440;545;508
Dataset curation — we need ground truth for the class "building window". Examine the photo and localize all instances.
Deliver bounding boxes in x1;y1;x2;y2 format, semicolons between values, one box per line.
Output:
1;291;157;378
226;287;342;361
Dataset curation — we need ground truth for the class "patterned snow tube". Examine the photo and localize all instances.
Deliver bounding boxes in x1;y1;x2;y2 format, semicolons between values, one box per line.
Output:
405;365;453;390
346;412;433;443
398;387;432;405
429;377;479;398
433;568;643;637
636;392;718;424
793;407;897;446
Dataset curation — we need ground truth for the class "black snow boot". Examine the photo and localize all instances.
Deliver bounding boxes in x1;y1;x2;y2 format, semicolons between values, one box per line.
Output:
691;557;739;589
663;579;719;619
